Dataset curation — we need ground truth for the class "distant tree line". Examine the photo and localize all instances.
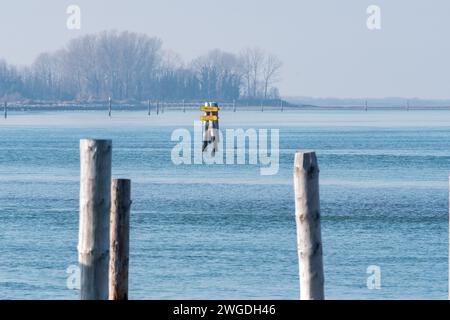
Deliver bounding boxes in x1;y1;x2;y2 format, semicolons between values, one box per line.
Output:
0;31;282;102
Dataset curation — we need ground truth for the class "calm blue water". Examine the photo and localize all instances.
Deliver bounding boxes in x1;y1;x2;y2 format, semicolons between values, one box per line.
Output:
0;110;448;299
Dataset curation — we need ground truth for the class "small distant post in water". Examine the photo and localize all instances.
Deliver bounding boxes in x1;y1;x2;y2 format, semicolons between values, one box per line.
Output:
233;99;236;112
147;100;151;116
406;100;410;112
109;179;131;300
4;101;7;119
364;100;368;112
156;101;159;115
79;139;112;300
183;99;186;113
261;101;264;112
280;100;284;112
293;151;325;300
108;97;112;117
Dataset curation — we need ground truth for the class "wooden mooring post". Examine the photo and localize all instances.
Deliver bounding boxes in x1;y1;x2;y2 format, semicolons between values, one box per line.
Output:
293;151;324;300
79;139;112;300
109;179;131;300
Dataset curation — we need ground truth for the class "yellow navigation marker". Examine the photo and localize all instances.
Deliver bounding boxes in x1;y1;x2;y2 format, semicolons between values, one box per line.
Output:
200;106;220;112
200;115;218;121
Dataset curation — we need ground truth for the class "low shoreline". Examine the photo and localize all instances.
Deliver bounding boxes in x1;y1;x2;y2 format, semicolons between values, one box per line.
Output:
3;103;450;112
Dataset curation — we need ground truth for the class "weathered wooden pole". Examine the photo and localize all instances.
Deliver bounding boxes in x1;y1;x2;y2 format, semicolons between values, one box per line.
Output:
79;139;112;300
4;101;7;119
108;97;112;117
109;179;131;300
293;151;324;300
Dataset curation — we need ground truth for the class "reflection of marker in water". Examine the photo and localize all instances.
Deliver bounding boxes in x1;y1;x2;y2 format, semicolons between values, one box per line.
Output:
108;97;112;117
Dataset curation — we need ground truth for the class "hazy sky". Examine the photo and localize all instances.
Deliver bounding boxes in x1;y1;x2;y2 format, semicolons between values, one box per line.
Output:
1;0;449;99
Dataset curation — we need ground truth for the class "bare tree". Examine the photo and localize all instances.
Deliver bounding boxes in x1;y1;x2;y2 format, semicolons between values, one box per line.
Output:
262;54;282;99
63;31;162;100
0;59;22;99
192;49;241;100
1;31;283;102
161;50;184;71
239;47;264;98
